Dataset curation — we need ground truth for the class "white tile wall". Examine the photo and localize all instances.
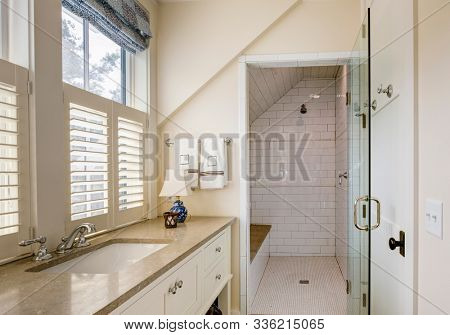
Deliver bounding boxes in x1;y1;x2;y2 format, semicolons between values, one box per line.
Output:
250;78;337;256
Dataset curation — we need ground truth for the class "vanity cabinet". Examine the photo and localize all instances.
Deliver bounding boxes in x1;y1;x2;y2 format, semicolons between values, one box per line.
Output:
112;226;231;315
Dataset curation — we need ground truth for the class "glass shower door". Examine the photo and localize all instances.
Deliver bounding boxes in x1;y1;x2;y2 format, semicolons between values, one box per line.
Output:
347;9;371;315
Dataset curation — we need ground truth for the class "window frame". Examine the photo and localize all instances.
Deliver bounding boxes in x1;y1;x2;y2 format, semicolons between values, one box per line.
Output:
62;7;128;105
0;1;9;60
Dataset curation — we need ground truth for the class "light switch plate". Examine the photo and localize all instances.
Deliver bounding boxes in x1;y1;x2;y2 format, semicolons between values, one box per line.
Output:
425;199;443;239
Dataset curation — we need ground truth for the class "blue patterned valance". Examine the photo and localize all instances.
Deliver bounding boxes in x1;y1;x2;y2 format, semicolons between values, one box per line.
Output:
62;0;152;53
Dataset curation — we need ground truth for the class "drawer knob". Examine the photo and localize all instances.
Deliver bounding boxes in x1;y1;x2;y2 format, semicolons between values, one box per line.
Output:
215;246;222;253
216;274;222;280
176;280;184;289
168;286;177;295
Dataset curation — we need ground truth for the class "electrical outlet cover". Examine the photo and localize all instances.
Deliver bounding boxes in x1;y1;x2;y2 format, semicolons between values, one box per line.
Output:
425;199;443;239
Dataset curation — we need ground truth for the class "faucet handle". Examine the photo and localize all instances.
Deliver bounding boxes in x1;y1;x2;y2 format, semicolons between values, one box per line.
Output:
19;236;52;261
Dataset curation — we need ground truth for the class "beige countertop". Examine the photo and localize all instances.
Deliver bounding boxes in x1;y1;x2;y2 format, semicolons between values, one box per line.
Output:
0;216;235;315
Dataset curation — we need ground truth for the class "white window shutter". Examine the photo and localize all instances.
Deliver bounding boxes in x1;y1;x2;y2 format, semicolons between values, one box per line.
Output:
118;117;144;211
0;84;20;236
0;59;30;262
69;104;109;221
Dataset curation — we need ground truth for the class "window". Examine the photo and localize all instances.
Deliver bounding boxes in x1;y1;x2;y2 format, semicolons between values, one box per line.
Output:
65;84;147;231
62;8;127;104
0;1;9;60
70;104;109;221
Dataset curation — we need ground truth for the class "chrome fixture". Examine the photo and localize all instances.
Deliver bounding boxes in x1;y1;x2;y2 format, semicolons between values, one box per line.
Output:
353;196;381;231
165;138;175;147
168;280;184;295
338;171;348;186
300;104;307;114
377;84;393;98
56;223;96;254
19;236;52;261
371;99;377;111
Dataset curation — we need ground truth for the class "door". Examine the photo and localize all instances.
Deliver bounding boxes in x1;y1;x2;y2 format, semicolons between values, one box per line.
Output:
369;0;415;314
347;9;372;315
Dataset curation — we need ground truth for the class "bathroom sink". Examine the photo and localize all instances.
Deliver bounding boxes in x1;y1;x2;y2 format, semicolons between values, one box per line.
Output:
42;243;168;274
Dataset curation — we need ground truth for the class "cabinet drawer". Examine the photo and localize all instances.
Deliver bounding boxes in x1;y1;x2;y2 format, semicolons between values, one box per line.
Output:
204;231;226;272
163;252;202;315
121;285;164;315
204;257;228;301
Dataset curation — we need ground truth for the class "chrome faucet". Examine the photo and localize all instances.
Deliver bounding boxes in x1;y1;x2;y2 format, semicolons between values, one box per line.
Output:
56;223;96;254
19;236;52;261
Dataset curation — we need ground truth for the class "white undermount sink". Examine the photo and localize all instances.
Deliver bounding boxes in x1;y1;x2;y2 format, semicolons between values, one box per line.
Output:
42;243;168;274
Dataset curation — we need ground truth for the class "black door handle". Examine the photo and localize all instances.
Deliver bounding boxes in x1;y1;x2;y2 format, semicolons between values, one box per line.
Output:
388;231;405;257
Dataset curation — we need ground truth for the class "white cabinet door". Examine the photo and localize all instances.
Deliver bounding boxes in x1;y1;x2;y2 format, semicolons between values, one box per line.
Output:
163;251;202;315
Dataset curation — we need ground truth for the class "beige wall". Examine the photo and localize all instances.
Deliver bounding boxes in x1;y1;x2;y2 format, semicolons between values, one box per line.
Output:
417;0;450;315
157;0;361;313
156;0;299;124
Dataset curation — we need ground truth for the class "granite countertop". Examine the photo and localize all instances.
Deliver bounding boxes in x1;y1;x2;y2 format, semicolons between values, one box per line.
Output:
0;216;235;315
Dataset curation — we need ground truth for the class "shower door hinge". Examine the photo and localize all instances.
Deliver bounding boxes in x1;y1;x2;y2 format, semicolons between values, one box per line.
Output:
346;92;351;106
346;280;351;294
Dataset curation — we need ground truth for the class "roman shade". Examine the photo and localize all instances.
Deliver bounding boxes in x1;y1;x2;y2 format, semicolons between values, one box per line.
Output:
62;0;152;53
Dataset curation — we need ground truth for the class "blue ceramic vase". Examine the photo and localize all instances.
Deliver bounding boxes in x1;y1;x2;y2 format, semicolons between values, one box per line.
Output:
170;200;188;223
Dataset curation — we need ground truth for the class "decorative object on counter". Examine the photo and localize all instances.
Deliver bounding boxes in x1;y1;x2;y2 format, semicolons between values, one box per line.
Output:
163;212;179;229
170;200;189;223
159;169;192;223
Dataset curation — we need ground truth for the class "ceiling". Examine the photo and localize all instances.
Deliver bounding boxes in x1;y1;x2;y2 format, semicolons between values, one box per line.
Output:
248;65;340;123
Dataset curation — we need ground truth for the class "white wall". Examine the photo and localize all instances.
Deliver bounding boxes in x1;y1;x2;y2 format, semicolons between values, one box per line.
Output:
417;0;450;315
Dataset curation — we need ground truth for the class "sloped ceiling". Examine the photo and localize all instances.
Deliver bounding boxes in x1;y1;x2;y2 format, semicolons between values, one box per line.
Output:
157;0;300;125
248;65;340;123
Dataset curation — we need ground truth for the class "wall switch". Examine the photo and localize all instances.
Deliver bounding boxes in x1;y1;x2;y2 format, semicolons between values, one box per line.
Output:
425;199;443;239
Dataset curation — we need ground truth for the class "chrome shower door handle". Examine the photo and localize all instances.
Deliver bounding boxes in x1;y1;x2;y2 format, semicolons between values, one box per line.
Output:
353;196;382;231
370;197;381;230
354;196;369;231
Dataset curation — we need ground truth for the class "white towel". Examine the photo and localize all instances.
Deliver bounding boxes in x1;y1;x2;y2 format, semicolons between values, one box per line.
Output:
199;137;228;189
176;137;199;189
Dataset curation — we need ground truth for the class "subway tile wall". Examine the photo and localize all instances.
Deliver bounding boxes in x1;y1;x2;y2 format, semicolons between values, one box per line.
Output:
250;78;337;256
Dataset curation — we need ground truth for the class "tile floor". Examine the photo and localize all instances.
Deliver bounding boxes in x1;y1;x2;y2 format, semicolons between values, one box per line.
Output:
251;256;347;315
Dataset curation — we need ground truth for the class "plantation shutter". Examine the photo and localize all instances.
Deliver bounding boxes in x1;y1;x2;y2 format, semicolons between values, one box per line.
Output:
117;117;144;211
114;103;147;226
65;84;147;231
70;104;109;221
0;59;31;262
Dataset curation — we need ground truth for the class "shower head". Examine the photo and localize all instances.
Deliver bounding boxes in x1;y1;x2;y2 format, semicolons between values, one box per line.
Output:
300;104;307;114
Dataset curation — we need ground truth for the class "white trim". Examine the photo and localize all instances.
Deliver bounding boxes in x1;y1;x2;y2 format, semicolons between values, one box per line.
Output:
238;52;351;315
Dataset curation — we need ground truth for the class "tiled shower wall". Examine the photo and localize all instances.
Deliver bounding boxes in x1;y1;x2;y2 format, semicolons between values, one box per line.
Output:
335;66;348;277
250;78;337;256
